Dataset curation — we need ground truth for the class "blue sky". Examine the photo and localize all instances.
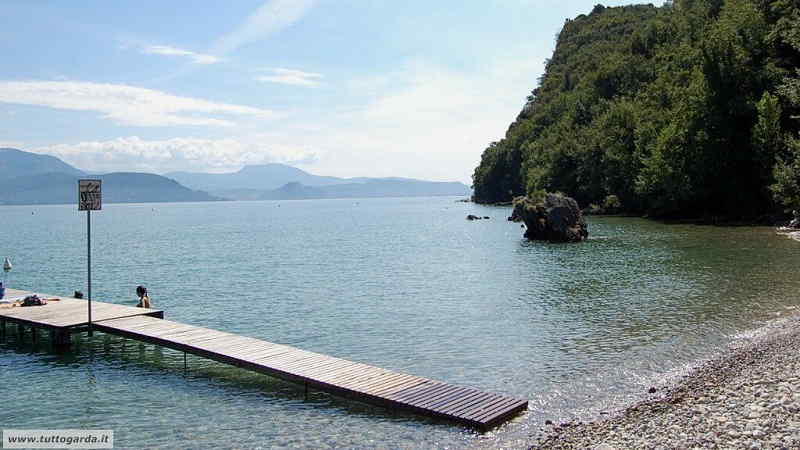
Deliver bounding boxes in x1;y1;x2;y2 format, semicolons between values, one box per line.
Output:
0;0;642;183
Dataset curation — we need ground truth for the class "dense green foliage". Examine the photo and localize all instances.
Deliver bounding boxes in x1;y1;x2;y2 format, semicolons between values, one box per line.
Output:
472;0;800;218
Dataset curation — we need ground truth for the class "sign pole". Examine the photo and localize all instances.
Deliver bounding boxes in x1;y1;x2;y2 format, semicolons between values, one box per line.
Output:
78;179;101;338
87;209;92;336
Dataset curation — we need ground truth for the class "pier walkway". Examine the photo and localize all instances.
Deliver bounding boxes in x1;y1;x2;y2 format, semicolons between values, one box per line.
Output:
0;288;162;346
1;288;527;430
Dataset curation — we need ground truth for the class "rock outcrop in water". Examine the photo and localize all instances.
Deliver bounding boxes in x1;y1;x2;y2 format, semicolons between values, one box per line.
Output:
508;197;524;222
512;193;588;242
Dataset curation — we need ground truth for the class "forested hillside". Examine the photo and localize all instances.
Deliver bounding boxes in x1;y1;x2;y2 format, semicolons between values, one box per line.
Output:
472;0;800;218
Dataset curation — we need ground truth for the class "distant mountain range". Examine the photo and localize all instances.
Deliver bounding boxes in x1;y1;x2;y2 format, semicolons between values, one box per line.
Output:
1;148;471;205
166;164;346;191
0;148;218;205
0;147;85;177
167;165;470;200
259;180;470;200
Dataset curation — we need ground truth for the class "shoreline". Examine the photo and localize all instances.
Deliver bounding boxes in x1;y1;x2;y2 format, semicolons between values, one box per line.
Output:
776;228;800;242
533;311;800;449
472;199;790;227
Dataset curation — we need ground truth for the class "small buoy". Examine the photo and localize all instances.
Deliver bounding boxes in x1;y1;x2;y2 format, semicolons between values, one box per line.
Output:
3;257;11;273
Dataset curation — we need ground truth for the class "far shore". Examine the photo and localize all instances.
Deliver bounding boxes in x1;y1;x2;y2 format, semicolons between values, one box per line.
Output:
533;308;800;449
473;199;791;227
776;228;800;242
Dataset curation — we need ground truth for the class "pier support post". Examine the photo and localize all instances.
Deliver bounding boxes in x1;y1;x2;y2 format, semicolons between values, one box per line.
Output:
305;382;309;401
17;324;24;343
53;329;71;353
32;326;38;348
0;319;5;341
184;352;187;374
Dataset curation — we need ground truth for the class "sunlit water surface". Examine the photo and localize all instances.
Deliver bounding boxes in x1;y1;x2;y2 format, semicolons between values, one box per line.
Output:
2;198;799;448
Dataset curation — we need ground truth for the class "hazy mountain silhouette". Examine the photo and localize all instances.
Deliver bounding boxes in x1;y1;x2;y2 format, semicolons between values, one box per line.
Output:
169;164;470;200
260;180;470;200
166;164;345;192
0;149;218;205
2;149;469;204
0;147;85;177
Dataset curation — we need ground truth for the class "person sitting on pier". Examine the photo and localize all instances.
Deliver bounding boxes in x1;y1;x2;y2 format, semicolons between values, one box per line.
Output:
136;286;151;308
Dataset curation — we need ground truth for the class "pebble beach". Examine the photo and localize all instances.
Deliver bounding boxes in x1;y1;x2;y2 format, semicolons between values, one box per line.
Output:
535;312;800;449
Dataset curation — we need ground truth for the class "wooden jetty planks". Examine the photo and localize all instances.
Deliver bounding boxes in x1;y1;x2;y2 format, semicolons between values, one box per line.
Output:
1;288;527;429
93;315;527;429
0;289;162;329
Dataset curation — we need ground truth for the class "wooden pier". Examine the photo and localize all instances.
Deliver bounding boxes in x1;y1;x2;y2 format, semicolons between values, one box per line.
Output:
1;288;527;430
0;288;162;347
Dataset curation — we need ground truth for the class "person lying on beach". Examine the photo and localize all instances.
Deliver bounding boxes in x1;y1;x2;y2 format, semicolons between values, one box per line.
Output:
136;285;151;308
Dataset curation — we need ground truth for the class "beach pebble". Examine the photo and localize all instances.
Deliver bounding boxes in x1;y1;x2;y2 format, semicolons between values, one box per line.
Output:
534;313;800;449
593;443;616;450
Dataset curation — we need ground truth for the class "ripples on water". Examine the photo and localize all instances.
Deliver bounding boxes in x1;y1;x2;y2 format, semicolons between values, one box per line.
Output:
2;198;799;448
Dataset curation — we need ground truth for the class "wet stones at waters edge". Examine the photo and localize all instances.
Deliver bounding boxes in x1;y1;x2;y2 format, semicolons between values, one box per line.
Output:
533;313;800;449
508;200;523;222
512;193;588;243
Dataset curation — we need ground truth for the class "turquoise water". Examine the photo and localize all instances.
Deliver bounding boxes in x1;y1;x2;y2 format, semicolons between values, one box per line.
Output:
2;197;800;448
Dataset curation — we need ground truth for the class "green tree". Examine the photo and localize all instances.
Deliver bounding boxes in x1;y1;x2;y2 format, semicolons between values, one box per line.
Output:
753;92;784;191
471;0;800;220
771;137;800;211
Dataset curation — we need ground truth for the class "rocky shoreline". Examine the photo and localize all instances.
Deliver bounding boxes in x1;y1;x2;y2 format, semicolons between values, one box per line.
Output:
533;312;800;449
776;227;800;242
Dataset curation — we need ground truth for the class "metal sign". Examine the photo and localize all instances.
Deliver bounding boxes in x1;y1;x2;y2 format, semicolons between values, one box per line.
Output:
78;179;102;211
78;179;101;336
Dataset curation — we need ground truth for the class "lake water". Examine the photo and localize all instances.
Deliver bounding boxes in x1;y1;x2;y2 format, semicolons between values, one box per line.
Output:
2;197;799;448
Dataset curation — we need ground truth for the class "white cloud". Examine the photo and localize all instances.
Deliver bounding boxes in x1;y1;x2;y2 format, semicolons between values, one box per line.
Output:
0;140;25;149
28;59;545;181
255;68;323;87
211;0;315;54
142;45;221;65
299;58;547;183
11;57;546;183
34;136;320;174
0;81;279;127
